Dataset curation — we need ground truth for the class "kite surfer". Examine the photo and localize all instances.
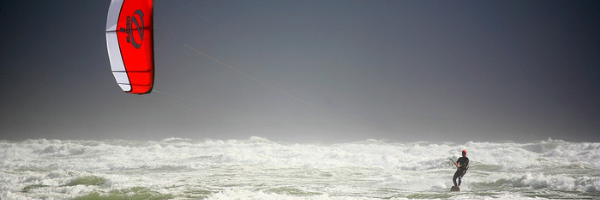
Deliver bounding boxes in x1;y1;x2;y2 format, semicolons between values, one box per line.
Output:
452;150;469;190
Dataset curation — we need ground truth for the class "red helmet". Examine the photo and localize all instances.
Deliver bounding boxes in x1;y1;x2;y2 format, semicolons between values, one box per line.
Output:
462;150;467;154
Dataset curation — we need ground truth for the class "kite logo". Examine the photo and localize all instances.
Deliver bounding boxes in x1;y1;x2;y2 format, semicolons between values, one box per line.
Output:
119;9;144;49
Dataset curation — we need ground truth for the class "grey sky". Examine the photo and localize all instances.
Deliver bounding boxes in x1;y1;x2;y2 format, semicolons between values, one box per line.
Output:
0;0;598;143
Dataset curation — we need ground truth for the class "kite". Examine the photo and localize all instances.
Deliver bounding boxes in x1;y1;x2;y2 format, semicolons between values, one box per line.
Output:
105;0;154;94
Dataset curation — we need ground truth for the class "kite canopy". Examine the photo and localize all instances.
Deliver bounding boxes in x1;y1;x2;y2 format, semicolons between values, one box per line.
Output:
106;0;154;94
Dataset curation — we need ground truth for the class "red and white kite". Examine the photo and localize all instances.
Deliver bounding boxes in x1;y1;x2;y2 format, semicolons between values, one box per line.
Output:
106;0;154;94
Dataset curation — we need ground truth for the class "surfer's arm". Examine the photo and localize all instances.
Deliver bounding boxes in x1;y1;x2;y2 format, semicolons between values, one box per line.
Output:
454;161;460;168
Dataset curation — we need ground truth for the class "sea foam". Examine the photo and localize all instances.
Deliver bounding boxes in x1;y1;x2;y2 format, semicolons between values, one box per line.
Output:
0;137;598;199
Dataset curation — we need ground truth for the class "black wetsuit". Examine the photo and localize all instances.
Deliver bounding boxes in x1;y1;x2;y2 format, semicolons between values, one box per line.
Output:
453;157;469;187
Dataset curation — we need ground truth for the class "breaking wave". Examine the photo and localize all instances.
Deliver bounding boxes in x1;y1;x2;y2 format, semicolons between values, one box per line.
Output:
0;137;597;199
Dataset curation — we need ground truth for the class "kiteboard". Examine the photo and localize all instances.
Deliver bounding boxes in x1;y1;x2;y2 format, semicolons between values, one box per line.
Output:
450;186;460;192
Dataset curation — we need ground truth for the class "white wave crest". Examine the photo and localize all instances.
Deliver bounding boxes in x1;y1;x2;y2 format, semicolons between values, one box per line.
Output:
0;137;597;199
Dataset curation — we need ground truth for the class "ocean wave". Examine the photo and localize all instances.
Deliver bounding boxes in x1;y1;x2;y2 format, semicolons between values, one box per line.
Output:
0;137;598;199
475;172;599;192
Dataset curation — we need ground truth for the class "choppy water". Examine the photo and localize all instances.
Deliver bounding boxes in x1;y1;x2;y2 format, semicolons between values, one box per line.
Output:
1;137;598;199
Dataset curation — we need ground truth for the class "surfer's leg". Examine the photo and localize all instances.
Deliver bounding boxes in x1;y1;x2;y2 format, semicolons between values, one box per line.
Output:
452;171;459;186
458;170;466;186
453;177;457;186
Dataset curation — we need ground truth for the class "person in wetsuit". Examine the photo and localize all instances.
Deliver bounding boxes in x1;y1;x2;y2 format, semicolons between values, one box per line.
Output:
453;150;469;188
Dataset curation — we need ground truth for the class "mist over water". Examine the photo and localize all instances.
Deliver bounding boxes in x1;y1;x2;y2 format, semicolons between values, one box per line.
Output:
1;137;598;199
